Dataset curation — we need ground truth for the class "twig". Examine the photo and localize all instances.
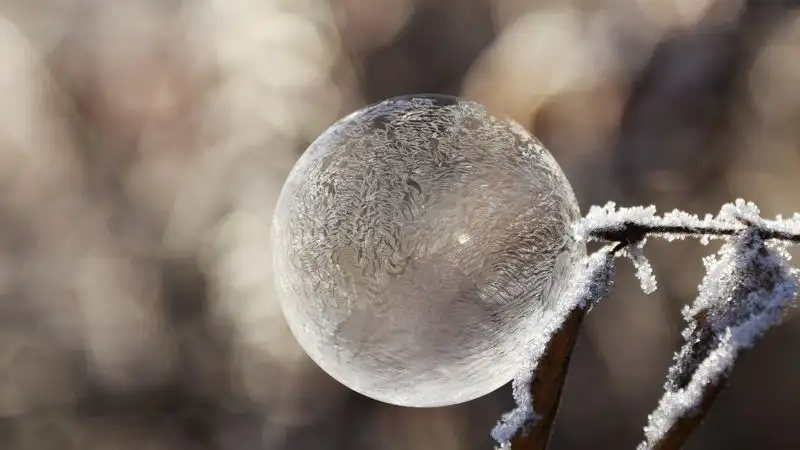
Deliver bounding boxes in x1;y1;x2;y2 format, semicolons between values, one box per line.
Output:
494;248;615;450
581;206;799;450
506;308;586;450
648;378;727;450
497;201;798;450
588;220;735;449
591;221;800;246
635;228;797;450
645;311;728;450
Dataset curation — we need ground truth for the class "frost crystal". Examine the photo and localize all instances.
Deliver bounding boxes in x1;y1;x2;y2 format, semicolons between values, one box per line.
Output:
625;242;658;295
578;198;800;245
492;246;616;447
639;230;798;449
574;202;657;242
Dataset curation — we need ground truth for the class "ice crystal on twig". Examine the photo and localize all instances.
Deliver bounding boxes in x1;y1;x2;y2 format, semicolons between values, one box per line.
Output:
639;229;799;449
624;242;658;295
494;199;800;449
580;199;800;245
492;245;616;447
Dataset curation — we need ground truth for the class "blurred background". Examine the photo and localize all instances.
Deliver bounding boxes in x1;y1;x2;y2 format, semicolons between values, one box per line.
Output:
0;0;799;448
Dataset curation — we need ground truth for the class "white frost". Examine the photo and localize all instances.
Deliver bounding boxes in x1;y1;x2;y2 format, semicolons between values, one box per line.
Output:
495;198;800;448
492;246;616;447
638;230;798;449
625;242;658;295
576;198;800;244
574;202;657;242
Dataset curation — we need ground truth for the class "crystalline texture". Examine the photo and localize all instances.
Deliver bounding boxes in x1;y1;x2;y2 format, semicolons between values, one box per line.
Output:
492;246;616;446
639;230;798;449
272;94;584;407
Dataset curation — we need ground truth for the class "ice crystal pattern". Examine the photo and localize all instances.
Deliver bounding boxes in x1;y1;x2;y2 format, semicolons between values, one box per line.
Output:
492;246;616;446
272;94;584;407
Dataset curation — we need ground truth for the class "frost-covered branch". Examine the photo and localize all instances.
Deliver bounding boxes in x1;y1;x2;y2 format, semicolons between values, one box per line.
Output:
578;199;800;247
639;229;799;449
492;246;616;449
493;199;800;450
575;199;800;449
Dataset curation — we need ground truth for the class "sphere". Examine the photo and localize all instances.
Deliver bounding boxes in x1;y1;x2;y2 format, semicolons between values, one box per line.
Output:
272;94;584;407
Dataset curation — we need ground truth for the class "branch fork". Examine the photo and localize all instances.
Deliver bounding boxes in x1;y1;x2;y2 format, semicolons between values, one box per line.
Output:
493;199;800;450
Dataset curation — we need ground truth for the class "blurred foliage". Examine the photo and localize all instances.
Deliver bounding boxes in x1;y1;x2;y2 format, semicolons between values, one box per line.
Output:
0;0;799;448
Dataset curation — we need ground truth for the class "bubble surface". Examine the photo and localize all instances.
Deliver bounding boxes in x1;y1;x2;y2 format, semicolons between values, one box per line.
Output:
272;94;584;407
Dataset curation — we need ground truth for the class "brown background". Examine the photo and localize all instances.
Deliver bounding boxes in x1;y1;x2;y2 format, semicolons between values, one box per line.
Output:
0;0;798;449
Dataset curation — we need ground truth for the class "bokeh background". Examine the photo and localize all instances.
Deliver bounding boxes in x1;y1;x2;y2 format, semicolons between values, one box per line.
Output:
0;0;799;448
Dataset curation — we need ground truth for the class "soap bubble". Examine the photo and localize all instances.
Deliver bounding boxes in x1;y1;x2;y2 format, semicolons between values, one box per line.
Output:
272;94;584;407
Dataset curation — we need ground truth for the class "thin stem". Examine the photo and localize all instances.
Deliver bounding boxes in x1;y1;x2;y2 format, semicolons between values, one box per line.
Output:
648;379;727;450
590;221;800;246
599;217;797;449
507;308;586;450
642;311;729;450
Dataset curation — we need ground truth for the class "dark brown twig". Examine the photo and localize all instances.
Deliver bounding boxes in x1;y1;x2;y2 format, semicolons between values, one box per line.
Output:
589;220;798;450
648;380;728;450
644;311;729;450
507;308;586;450
631;227;795;450
504;216;798;450
591;221;800;246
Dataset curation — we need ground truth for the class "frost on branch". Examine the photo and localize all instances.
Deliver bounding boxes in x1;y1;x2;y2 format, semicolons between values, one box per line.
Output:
623;242;658;295
575;201;718;243
575;198;800;296
492;199;800;449
572;203;660;294
578;198;800;244
492;246;616;448
638;230;799;449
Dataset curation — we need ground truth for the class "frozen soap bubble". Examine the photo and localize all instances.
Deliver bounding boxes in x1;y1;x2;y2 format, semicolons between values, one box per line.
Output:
272;94;584;407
